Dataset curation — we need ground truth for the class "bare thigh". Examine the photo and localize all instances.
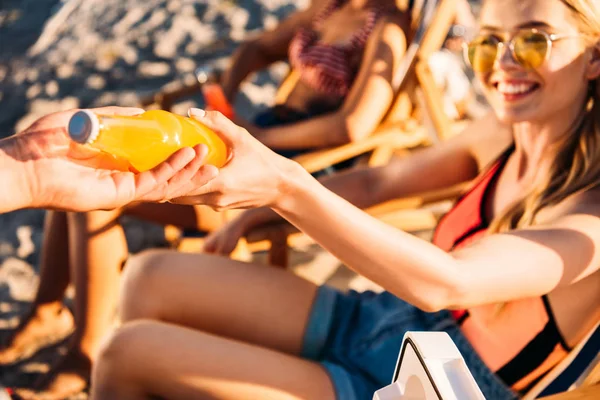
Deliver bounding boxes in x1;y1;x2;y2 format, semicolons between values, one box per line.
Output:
121;250;319;356
92;320;336;400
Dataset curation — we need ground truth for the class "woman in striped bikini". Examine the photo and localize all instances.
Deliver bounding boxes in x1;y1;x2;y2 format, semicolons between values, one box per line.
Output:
222;0;415;156
82;0;600;399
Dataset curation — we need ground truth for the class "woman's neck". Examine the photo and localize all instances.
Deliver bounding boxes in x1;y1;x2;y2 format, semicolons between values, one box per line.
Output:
511;98;587;181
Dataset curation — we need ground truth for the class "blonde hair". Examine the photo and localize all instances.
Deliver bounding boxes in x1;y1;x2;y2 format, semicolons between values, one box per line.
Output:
488;0;600;234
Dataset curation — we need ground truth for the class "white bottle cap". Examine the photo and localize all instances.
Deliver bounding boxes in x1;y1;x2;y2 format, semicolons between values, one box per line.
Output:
68;110;100;144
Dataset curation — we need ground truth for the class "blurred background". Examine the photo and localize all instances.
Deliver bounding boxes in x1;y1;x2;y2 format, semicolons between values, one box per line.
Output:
0;0;482;396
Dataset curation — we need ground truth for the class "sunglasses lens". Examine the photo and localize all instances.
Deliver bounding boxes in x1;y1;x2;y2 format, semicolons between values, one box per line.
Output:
513;31;549;69
468;35;500;72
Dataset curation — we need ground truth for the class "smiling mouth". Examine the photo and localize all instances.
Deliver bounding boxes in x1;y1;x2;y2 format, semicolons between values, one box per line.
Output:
493;81;541;101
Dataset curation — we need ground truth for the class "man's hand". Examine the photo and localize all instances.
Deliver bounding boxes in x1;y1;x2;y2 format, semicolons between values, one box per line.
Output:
0;107;218;212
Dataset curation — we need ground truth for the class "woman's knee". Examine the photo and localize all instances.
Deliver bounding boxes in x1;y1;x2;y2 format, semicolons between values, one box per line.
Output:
119;249;174;322
93;320;154;393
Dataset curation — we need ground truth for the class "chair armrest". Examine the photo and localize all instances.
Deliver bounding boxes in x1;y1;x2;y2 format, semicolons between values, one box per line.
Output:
293;124;428;173
245;222;299;245
540;385;600;400
243;182;468;268
365;182;469;217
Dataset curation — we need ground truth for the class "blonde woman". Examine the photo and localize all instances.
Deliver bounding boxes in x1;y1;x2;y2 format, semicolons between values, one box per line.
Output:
87;0;599;399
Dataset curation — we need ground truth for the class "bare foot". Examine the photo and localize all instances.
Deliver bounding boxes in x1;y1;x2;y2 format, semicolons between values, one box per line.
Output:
0;303;74;366
14;349;90;400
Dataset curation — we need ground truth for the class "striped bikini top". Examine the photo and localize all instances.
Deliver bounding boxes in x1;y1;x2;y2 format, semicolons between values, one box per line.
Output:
433;146;571;394
288;0;395;97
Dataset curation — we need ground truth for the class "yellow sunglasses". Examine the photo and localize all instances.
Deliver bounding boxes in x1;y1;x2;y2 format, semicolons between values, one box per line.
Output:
464;29;581;73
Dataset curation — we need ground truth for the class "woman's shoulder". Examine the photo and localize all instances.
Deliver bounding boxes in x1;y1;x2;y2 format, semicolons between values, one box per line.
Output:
564;186;600;213
366;13;410;57
373;12;411;35
539;185;600;224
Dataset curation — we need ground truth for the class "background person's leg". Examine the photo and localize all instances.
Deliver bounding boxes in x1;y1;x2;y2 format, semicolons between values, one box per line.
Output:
0;211;73;365
30;209;127;398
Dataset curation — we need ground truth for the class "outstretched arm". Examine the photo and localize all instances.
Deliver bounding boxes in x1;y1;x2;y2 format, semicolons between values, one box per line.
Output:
272;167;600;312
177;110;595;315
203;111;511;255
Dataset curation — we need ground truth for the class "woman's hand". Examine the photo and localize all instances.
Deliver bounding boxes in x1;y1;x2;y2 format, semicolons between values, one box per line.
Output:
170;109;305;210
203;206;284;255
203;215;251;255
4;107;217;212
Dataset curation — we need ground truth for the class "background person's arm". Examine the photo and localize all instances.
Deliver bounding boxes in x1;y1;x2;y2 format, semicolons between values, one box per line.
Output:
219;1;325;101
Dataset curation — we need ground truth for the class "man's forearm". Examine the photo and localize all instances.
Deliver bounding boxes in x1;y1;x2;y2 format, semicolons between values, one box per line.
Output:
0;137;34;213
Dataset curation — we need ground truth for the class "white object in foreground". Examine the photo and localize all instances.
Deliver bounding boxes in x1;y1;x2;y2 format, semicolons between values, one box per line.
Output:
373;332;486;400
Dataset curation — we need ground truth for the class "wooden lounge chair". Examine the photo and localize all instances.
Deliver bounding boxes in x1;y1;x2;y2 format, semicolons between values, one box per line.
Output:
242;181;469;267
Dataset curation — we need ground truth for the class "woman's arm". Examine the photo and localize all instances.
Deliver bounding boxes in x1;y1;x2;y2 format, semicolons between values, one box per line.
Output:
230;112;512;230
255;17;409;150
182;110;581;315
273;166;600;313
220;2;325;101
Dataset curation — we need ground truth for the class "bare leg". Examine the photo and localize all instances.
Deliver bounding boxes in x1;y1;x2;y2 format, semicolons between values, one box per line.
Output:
28;209;127;398
0;211;74;365
92;320;335;400
35;212;72;306
92;250;330;399
67;210;127;358
120;250;319;355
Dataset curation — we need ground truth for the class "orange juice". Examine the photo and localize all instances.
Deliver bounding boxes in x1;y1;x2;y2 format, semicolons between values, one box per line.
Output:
67;109;228;172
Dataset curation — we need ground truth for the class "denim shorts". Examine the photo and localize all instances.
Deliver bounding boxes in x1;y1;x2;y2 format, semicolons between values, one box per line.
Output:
301;285;519;400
